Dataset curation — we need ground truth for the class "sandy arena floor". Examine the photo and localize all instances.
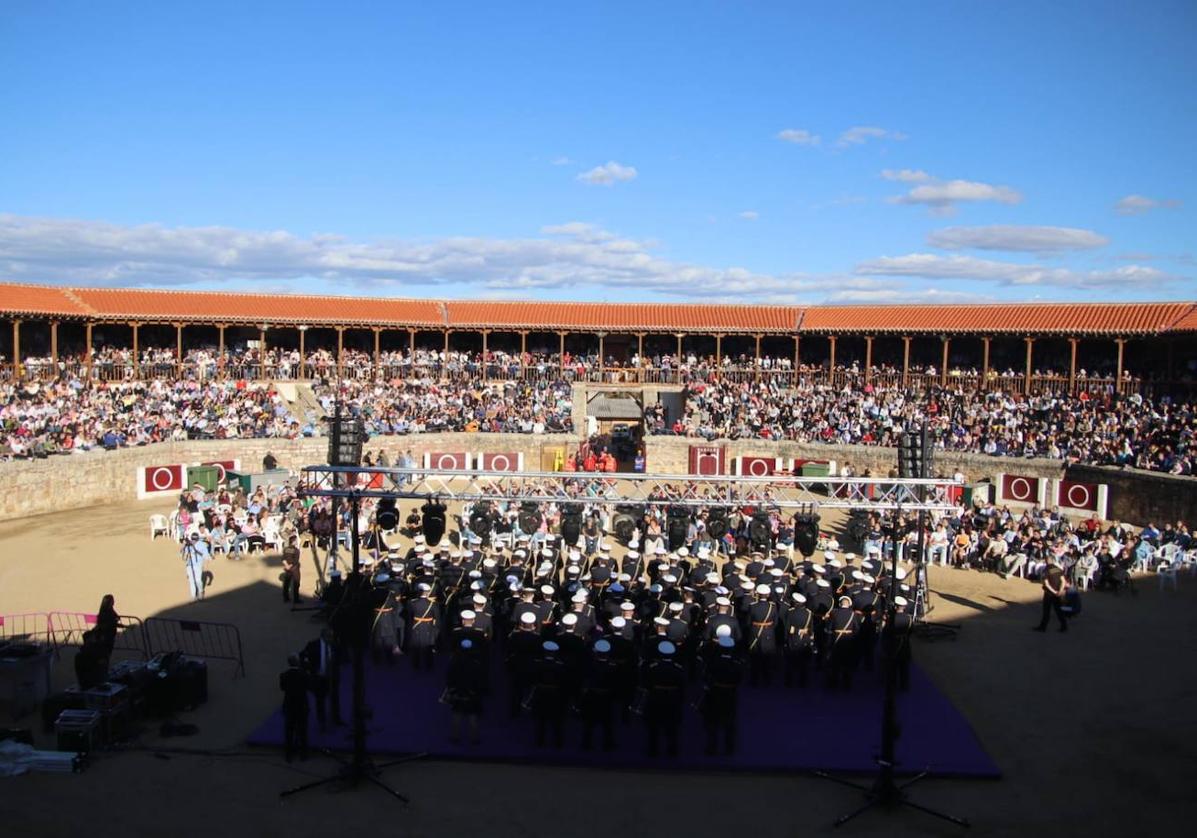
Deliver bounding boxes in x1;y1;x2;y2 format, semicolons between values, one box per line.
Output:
1;498;1195;838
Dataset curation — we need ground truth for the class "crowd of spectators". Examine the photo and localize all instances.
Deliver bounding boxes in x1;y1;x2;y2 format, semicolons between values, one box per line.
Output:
1;347;1192;475
649;377;1195;475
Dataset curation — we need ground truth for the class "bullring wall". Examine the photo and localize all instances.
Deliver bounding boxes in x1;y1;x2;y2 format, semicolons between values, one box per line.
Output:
1064;464;1197;526
0;434;1189;527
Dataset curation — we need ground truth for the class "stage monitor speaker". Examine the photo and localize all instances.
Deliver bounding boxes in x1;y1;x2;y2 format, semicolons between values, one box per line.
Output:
748;513;772;550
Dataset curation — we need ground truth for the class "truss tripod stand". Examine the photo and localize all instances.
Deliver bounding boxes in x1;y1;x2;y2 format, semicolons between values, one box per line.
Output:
814;759;970;828
280;745;426;804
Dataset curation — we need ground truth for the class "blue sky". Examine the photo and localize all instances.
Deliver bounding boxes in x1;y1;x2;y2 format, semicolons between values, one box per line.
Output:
0;0;1194;304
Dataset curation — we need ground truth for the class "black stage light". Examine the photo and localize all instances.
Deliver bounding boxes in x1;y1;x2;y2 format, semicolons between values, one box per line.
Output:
667;506;690;551
376;498;399;531
793;513;821;557
422;498;447;546
518;501;542;535
706;507;729;540
748;512;773;550
612;504;645;545
469;502;494;537
559;503;583;547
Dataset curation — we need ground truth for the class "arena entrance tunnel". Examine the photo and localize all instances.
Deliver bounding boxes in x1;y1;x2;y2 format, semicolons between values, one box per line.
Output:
585;390;646;472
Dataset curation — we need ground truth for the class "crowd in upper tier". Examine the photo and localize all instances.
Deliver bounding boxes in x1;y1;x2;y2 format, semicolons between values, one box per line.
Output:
0;347;1192;475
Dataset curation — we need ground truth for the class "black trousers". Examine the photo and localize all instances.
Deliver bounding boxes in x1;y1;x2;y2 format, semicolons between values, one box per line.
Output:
283;708;308;760
646;698;682;756
580;692;615;749
311;672;342;729
1038;593;1068;630
783;647;812;687
410;644;435;671
282;574;300;602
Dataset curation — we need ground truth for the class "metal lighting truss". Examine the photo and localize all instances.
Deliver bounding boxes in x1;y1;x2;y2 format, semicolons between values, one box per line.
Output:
296;466;961;512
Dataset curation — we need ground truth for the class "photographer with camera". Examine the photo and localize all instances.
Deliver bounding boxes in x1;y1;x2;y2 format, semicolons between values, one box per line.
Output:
182;531;211;601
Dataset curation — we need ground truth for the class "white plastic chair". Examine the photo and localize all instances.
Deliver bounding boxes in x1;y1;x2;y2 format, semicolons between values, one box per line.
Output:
262;522;283;553
1132;545;1155;573
149;514;170;540
1157;560;1179;591
1180;549;1197;575
1074;557;1098;591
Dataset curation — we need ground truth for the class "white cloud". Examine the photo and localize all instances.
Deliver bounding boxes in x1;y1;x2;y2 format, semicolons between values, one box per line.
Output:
855;252;1173;288
836;126;907;147
777;128;821;146
550;156;573;166
890;177;1023;214
880;169;932;183
738;210;759;221
823;287;998;305
927;225;1108;253
576;161;637;186
1115;194;1182;215
0;212;853;301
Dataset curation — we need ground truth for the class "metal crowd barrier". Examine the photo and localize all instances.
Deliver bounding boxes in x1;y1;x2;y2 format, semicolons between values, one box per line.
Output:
142;617;246;677
47;612;148;660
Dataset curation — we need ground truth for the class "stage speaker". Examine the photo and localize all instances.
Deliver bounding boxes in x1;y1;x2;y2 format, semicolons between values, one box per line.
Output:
327;416;365;467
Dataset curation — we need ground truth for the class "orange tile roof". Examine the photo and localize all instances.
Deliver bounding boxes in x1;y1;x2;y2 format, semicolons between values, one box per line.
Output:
801;302;1194;336
0;283;1193;336
444;301;802;333
0;283;91;318
1168;303;1197;333
66;287;447;327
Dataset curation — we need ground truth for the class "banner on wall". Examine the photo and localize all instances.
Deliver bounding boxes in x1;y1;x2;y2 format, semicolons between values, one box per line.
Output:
688;445;725;476
995;473;1048;507
476;452;524;472
137;463;185;499
1053;479;1108;520
735;456;782;478
423;452;472;471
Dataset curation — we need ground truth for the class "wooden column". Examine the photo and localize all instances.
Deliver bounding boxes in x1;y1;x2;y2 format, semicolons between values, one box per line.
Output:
1023;337;1034;395
981;336;991;392
1167;339;1175;382
85;322;94;379
481;330;489;381
519;331;528;377
940;336;949;388
298;326;307;380
754;334;762;362
217;324;227;378
676;333;683;362
259;325;268;379
336;327;346;378
864;335;874;384
828;336;837;384
559;331;567;376
901;336;911;388
1115;338;1125;390
715;333;723;367
11;319;21;379
49;318;58;375
637;333;645;382
443;329;450;357
597;332;605;378
409;329;416;357
131;322;140;378
373;327;382;381
1068;338;1078;395
793;335;800;370
175;323;184;373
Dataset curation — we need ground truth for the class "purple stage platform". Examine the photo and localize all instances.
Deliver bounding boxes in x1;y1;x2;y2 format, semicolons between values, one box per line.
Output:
249;654;1000;778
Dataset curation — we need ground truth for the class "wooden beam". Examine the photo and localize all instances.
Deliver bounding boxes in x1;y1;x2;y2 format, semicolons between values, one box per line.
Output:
902;336;910;389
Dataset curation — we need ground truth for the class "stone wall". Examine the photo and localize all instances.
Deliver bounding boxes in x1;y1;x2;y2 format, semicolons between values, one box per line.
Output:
0;433;581;522
1065;464;1197;526
641;436;1066;484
